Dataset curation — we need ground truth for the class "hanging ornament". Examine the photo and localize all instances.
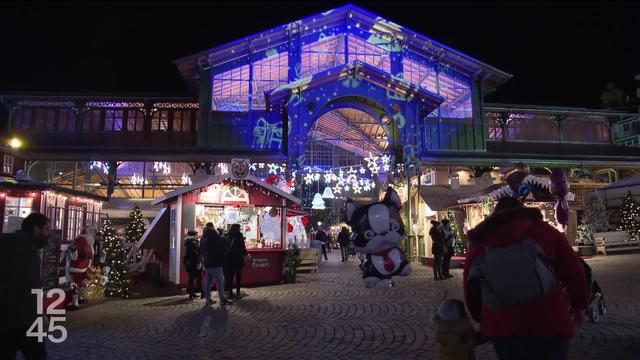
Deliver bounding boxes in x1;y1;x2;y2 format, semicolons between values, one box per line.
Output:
359;167;366;175
267;163;280;175
364;152;380;173
311;193;326;210
304;173;315;185
181;173;192;185
322;187;335;199
333;184;342;195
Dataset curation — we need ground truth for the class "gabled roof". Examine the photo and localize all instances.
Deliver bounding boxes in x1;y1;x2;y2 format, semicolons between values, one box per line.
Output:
174;4;512;88
150;174;300;206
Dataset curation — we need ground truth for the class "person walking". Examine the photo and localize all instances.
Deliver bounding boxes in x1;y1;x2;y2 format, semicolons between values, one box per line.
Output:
223;224;248;299
338;227;350;262
441;219;455;279
1;213;51;360
201;227;232;307
463;197;587;360
183;230;203;300
429;220;446;281
316;226;329;261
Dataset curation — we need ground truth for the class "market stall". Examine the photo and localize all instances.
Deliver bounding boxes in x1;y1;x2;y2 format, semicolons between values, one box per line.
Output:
141;166;301;287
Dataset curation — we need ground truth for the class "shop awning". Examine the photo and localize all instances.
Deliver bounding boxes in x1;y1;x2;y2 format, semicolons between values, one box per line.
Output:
419;186;474;211
135;207;169;250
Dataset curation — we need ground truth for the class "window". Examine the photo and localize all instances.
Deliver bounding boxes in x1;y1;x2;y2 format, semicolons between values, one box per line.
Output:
126;110;145;132
66;205;84;242
301;34;345;77
82;110;102;131
3;155;14;173
3;196;32;233
34;109;55;131
57;109;76;132
347;34;390;72
151;110;169;131
252;51;289;110
104;110;124;131
12;108;33;130
212;64;250;111
171;110;194;132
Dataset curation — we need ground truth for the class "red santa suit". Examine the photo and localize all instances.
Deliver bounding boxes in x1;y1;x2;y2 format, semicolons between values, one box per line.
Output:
69;234;95;285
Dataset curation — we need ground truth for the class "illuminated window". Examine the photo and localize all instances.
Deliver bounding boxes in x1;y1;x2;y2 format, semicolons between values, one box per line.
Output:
347;34;390;72
301;34;345;77
3;196;32;233
252;51;288;110
151;110;169;131
212;64;250;111
104;110;124;131
171;110;195;132
3;155;14;173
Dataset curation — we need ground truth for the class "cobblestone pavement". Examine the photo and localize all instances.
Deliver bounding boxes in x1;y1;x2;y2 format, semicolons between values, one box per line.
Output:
44;252;640;360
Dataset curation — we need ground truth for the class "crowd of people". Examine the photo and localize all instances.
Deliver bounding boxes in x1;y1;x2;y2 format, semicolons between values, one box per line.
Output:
182;222;250;306
3;194;590;360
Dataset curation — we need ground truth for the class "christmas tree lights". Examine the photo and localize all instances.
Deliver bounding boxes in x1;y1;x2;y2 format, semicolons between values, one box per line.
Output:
446;211;465;256
126;205;145;264
102;219;132;298
617;191;640;241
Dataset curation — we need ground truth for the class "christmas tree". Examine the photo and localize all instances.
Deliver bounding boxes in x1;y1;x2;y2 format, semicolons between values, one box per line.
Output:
101;219;131;298
576;208;595;245
616;191;640;240
591;196;609;232
447;211;465;256
125;205;145;264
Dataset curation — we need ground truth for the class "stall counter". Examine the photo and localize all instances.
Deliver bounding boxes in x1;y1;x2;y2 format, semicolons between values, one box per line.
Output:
241;248;285;286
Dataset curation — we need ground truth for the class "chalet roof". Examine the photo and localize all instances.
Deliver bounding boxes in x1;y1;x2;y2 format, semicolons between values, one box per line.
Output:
485;103;639;119
174;4;512;88
150;174;300;206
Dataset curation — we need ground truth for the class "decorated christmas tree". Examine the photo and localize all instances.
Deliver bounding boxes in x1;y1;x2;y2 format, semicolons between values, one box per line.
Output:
591;196;609;232
616;191;640;240
125;205;145;264
101;219;131;298
447;211;465;255
576;209;595;245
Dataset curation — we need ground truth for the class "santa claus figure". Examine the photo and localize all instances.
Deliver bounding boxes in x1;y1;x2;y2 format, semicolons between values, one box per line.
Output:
69;225;97;285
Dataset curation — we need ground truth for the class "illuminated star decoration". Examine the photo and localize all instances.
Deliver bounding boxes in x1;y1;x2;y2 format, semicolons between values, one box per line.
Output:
363;181;371;192
314;173;321;181
381;154;392;172
347;167;358;184
364;152;380;173
249;163;257;171
352;182;362;194
304;173;315;185
324;172;334;184
267;163;279;175
258;163;265;169
359;167;366;175
332;184;342;195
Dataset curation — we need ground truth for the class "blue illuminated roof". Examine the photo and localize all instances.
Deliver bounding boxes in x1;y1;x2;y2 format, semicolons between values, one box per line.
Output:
175;4;512;88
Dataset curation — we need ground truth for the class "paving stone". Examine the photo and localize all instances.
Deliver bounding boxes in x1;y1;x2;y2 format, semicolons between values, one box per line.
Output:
39;253;640;360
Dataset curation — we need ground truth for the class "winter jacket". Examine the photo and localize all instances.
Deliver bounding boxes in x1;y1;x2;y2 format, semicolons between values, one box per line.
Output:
430;225;446;255
338;231;350;247
435;318;479;360
316;230;328;243
202;231;226;268
463;207;588;338
183;236;201;273
0;231;43;331
223;230;248;267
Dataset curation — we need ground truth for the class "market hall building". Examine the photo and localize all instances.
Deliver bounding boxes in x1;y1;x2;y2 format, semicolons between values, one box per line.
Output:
1;4;639;286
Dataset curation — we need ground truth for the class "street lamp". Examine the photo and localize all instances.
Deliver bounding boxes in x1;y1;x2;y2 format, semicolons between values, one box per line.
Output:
8;137;22;149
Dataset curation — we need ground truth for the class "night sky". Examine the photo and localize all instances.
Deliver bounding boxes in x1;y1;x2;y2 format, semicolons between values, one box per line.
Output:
1;1;638;108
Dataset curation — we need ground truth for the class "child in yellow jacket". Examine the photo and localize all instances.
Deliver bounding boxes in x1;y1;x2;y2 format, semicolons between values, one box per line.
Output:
433;297;486;360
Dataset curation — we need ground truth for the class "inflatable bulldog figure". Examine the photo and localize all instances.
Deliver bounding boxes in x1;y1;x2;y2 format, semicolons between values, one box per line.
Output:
345;187;411;288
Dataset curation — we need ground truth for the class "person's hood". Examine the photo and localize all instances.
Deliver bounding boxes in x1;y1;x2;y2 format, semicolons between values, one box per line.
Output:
468;207;543;246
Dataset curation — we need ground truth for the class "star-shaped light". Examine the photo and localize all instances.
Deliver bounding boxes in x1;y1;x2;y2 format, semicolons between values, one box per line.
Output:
258;163;265;169
352;183;362;194
324;172;334;183
314;173;321;181
347;167;358;184
304;173;315;185
267;163;279;175
332;184;342;194
383;164;390;172
249;163;257;171
359;167;366;174
344;185;350;192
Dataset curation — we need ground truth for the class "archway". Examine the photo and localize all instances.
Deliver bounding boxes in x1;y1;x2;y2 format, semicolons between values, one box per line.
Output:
301;105;396;225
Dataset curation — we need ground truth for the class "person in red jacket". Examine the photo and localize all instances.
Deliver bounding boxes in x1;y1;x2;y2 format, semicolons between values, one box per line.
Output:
463;197;587;360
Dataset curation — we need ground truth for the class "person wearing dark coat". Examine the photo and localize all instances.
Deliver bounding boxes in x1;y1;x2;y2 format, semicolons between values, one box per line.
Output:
463;197;587;360
430;220;446;281
183;230;203;300
0;213;51;360
338;227;351;262
315;227;329;260
441;219;455;279
223;224;248;299
201;227;232;306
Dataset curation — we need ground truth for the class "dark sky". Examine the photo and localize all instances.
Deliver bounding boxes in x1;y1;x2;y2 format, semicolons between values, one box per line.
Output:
1;1;638;108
